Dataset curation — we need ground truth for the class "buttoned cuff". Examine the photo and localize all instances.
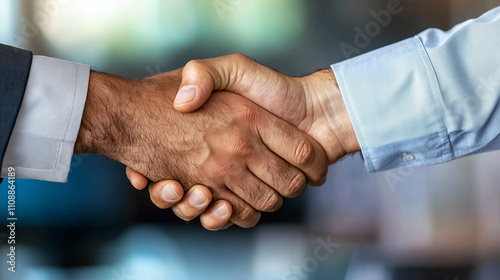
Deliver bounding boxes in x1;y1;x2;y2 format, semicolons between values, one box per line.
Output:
331;37;453;172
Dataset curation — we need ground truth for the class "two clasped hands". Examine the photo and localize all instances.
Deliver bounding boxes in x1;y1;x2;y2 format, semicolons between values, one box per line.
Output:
74;54;360;231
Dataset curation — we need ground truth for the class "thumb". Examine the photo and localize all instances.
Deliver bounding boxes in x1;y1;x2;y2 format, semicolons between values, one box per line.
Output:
173;53;258;113
173;61;215;112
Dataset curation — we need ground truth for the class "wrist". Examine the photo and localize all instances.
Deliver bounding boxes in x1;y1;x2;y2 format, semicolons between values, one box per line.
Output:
300;69;360;161
74;71;136;162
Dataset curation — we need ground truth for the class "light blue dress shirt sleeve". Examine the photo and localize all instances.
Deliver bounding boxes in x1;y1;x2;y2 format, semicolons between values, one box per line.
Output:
332;6;500;172
0;56;90;182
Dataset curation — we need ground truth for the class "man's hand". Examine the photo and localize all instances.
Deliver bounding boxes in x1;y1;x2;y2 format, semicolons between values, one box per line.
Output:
74;69;328;228
173;53;360;163
127;54;361;230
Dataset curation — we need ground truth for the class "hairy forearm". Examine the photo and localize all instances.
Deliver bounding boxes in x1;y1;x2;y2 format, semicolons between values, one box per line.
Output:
74;71;138;161
74;70;189;182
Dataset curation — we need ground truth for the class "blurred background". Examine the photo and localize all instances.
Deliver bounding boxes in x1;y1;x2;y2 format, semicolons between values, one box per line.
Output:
1;0;500;279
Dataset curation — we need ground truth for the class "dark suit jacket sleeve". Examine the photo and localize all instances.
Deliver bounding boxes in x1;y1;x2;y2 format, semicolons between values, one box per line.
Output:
0;44;33;184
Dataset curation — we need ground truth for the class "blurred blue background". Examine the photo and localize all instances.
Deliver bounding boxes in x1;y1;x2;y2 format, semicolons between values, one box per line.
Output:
1;0;500;279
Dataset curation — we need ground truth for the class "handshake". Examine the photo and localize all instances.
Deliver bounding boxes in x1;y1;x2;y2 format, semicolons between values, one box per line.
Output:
74;54;360;230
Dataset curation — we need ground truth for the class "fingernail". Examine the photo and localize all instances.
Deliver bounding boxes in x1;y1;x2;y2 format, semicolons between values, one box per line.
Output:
161;184;180;202
174;85;196;104
188;188;206;207
212;204;228;218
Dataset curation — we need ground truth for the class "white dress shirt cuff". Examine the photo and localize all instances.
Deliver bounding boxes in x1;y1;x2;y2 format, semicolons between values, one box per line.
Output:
1;56;90;182
332;37;453;172
332;6;500;172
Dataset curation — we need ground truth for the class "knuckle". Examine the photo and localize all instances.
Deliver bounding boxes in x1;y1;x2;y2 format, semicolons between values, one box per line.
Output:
256;192;283;212
210;160;236;181
309;164;328;184
294;139;314;166
238;206;259;226
228;135;254;158
184;59;205;72
318;165;328;182
235;103;258;123
212;161;231;175
283;172;307;198
230;53;250;63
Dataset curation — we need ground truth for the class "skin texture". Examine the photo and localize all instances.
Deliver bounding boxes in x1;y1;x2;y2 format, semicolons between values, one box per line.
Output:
127;54;361;231
173;54;360;162
74;68;328;228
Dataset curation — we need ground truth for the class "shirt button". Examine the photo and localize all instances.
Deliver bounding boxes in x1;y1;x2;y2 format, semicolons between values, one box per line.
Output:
402;153;415;162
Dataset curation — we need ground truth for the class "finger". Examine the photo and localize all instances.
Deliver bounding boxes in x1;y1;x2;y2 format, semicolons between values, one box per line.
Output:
312;174;328;187
258;116;328;185
174;53;258;113
220;222;234;230
248;149;307;198
126;167;149;190
172;186;212;221
226;172;283;212
148;180;184;209
212;189;261;228
200;200;233;231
